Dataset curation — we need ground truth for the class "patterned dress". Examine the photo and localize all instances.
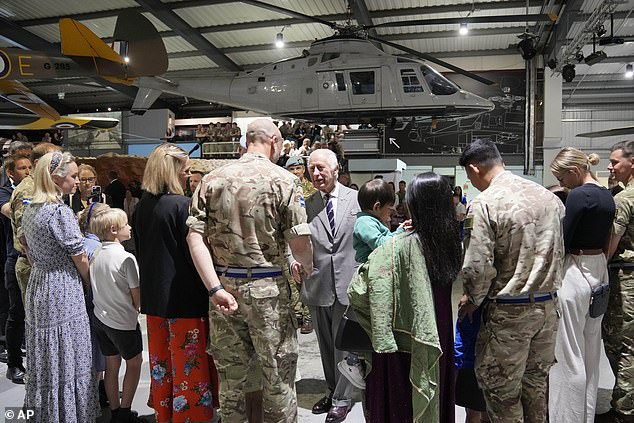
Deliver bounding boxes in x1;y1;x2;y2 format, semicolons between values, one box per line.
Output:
23;201;99;423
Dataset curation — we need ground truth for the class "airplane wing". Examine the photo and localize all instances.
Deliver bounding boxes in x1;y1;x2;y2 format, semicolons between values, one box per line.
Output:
0;112;119;130
577;126;634;138
0;80;61;120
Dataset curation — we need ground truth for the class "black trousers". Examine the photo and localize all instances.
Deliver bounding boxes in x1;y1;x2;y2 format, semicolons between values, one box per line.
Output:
4;255;24;368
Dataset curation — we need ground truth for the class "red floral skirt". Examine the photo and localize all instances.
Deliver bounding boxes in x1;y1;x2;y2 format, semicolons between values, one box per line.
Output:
146;316;219;423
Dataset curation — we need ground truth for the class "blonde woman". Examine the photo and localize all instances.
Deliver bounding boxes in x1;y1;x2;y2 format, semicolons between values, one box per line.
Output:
22;151;99;422
132;143;216;423
549;147;615;423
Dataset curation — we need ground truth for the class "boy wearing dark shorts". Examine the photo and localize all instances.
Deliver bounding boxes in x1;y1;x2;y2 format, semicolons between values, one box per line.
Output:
89;208;143;423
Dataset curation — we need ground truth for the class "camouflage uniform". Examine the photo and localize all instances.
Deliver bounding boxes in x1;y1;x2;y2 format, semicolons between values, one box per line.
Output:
461;170;564;422
9;174;34;301
288;181;317;326
187;151;310;423
606;179;634;417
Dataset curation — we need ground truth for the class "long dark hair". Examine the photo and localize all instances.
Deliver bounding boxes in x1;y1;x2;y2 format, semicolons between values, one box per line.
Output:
406;172;462;287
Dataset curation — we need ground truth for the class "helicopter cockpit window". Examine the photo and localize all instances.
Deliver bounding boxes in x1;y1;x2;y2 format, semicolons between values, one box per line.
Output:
308;57;319;67
321;53;340;62
335;73;346;91
400;69;423;93
420;65;459;95
350;71;375;95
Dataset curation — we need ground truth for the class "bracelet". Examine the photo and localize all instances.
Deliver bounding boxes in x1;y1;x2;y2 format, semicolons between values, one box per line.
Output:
208;284;225;297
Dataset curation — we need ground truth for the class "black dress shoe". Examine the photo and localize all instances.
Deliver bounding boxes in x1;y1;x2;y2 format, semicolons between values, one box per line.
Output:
6;367;25;384
312;395;332;415
325;405;350;423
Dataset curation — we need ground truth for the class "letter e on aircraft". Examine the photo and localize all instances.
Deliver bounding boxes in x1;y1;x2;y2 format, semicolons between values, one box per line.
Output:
18;55;33;76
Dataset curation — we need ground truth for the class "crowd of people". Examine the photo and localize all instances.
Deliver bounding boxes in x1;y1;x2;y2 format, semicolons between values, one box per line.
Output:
0;127;632;423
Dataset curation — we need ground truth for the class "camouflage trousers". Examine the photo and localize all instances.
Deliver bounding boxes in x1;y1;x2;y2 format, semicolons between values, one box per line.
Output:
207;275;298;423
15;256;30;304
475;299;559;423
283;266;311;324
603;269;634;416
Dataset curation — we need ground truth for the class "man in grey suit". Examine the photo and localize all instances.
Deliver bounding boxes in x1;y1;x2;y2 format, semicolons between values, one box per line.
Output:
292;149;360;423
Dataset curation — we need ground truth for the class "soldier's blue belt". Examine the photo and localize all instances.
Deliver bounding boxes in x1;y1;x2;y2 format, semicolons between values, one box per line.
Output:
214;265;283;278
488;292;557;304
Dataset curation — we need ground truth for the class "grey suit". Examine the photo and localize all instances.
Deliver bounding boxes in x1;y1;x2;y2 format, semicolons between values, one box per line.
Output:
301;183;360;405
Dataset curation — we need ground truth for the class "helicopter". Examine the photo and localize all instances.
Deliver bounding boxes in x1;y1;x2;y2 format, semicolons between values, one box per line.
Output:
130;0;561;123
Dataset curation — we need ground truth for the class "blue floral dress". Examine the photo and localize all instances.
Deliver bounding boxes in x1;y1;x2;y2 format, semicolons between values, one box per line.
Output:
23;202;99;423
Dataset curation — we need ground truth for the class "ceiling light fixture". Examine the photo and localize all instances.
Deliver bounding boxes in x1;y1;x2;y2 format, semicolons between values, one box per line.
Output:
275;32;284;48
459;22;468;35
562;64;576;82
518;38;537;60
626;64;633;79
124;56;130;63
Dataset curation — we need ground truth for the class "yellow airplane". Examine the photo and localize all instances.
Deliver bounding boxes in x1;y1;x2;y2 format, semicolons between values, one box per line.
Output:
0;11;167;130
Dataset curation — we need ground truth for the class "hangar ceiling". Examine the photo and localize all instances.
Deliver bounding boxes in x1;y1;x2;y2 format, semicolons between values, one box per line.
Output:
0;0;633;118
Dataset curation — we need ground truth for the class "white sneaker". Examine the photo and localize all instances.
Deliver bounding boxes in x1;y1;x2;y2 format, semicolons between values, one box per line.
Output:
337;359;365;389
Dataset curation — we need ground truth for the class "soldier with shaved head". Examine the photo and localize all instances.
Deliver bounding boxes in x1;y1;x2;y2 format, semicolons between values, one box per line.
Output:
457;139;564;422
187;118;313;423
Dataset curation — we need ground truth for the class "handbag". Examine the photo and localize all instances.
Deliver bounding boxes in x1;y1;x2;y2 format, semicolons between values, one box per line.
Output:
572;256;610;318
335;310;373;352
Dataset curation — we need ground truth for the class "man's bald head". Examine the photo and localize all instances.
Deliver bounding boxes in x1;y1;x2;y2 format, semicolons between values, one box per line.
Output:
245;118;283;162
246;119;281;145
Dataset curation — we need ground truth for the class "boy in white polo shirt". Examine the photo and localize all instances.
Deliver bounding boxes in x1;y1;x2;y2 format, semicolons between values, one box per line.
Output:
89;208;143;423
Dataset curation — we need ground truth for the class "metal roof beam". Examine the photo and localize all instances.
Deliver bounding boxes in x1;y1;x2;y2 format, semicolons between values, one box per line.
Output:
563;79;634;89
15;0;544;28
135;0;241;71
166;27;523;56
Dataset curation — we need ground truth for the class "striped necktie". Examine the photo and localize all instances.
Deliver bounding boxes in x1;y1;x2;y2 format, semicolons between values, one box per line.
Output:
325;193;336;234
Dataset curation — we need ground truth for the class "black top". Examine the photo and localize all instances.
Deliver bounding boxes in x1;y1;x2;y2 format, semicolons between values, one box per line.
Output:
0;185;16;260
132;192;208;318
563;183;615;251
65;192;112;213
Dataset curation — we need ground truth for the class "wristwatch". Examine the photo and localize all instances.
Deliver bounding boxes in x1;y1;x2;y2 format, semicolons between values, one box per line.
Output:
208;284;225;297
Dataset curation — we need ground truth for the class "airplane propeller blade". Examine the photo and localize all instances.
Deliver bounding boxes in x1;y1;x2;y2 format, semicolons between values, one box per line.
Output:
368;36;496;86
367;14;556;29
238;0;337;29
577;126;634;138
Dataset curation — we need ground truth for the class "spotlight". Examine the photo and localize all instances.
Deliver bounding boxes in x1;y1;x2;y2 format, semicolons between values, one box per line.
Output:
584;50;607;65
57;92;65;100
626;64;633;79
459;23;468;35
275;32;284;48
518;38;536;60
562;64;576;82
596;24;607;37
575;51;584;63
124;56;130;63
547;58;557;70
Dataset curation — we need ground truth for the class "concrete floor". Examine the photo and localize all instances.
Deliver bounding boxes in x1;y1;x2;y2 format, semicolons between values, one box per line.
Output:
0;281;616;422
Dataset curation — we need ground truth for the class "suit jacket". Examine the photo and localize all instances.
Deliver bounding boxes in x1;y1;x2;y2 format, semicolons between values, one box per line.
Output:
105;179;126;209
301;184;360;307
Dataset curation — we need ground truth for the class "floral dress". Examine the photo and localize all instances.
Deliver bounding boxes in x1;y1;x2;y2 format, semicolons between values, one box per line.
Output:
23;202;99;423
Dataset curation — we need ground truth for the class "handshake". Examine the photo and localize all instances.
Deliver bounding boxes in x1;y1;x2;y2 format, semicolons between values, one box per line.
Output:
290;260;313;283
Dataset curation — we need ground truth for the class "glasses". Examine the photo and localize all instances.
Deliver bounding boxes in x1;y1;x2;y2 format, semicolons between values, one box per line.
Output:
79;177;96;183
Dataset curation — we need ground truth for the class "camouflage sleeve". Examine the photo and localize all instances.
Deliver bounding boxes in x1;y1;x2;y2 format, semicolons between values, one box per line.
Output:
186;175;209;235
282;178;310;241
613;193;634;237
10;188;27;251
460;200;497;306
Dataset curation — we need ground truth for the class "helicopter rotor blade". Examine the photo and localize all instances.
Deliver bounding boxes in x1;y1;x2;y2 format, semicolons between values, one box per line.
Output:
367;13;556;29
368;36;496;86
238;0;338;29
